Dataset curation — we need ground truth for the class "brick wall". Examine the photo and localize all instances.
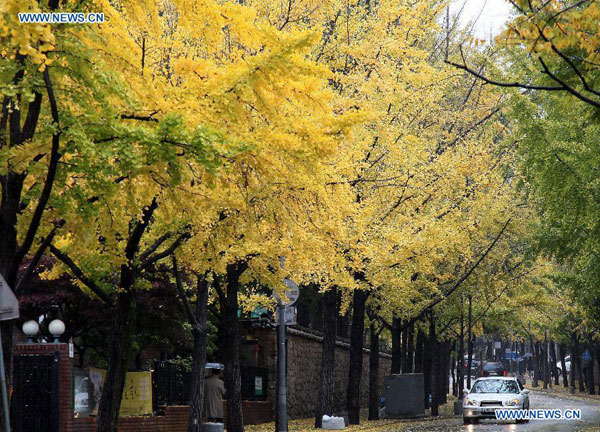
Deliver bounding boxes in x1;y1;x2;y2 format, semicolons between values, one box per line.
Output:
72;406;189;432
72;402;272;431
13;328;390;431
251;327;392;419
12;343;272;432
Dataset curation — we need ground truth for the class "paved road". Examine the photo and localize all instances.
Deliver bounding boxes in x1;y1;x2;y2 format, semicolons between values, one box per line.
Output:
406;390;600;432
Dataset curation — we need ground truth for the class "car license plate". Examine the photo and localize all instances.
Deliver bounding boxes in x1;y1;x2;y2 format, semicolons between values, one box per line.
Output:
489;372;498;376
481;408;495;413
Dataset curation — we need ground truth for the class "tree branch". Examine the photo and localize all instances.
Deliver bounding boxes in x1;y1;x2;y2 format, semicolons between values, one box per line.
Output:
125;197;158;261
120;111;159;122
49;244;113;305
21;92;42;143
399;218;512;331
14;219;64;293
446;46;600;109
445;57;564;91
12;68;62;279
140;232;173;262
172;255;201;331
538;56;600;108
141;229;191;269
212;272;227;305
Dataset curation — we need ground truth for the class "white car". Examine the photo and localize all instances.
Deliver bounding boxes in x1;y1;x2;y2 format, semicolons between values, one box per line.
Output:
556;355;571;375
463;377;530;424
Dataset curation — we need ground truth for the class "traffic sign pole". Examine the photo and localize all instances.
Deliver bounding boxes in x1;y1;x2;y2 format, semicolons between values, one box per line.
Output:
0;274;17;432
276;257;289;432
0;328;10;432
277;302;287;432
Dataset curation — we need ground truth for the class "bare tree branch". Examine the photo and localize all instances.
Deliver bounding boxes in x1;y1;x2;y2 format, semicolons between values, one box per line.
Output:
15;219;64;293
49;244;113;305
141;229;191;269
172;255;201;332
12;68;62;279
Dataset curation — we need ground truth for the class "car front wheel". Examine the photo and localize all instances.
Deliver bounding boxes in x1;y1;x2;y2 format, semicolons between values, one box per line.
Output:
463;417;472;425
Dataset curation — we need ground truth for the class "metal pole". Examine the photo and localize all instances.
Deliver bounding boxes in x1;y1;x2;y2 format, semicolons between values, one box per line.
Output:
277;303;288;432
0;328;11;432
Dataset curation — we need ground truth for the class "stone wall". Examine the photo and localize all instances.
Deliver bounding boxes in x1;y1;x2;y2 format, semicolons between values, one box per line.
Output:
251;327;392;419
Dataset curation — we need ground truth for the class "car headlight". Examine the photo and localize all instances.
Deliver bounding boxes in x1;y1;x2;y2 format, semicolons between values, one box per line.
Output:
464;398;480;407
503;398;520;406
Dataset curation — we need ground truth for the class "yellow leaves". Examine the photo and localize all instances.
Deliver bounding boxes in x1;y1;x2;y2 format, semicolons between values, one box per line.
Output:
501;0;600;62
1;0;55;67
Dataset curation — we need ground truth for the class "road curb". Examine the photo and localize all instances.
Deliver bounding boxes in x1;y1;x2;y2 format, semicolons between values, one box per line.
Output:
530;388;600;404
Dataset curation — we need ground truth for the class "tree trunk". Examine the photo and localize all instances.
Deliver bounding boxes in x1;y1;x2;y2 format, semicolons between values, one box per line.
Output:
188;277;209;432
486;340;493;360
466;296;473;389
401;320;407;373
438;340;448;405
543;332;549;389
572;334;585;392
458;310;464;398
315;288;337;428
415;327;424;374
586;337;595;395
346;289;367;424
422;329;431;409
559;344;568;388
595;342;600;395
96;291;137;432
391;318;401;374
570;333;577;394
429;313;438;416
404;322;414;373
451;341;457;397
531;338;538;387
222;262;246;432
368;323;379;421
445;341;451;401
536;342;543;386
550;339;559;386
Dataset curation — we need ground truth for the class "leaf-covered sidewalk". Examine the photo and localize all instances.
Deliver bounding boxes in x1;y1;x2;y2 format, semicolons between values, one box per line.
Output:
246;397;459;432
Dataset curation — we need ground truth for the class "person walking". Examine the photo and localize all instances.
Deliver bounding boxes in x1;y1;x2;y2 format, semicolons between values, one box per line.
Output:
205;368;226;423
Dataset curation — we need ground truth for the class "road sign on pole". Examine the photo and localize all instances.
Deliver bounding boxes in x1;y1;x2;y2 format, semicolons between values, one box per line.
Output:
582;350;592;362
273;279;299;306
0;274;19;432
0;274;19;321
275;306;296;326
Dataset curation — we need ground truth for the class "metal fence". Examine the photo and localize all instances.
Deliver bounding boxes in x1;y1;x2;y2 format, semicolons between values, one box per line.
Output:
152;361;192;408
152;362;269;408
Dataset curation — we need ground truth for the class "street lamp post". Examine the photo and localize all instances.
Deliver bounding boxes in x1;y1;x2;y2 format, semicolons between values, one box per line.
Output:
22;320;40;343
49;319;66;343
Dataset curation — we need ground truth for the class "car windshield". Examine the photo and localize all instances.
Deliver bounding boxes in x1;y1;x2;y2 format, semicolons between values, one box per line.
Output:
471;379;520;394
483;363;502;370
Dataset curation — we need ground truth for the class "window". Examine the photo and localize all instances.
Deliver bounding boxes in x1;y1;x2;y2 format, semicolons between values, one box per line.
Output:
471;379;520;394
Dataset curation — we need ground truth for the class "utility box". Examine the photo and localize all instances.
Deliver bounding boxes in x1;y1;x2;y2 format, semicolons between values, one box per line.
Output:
384;374;425;418
202;423;224;432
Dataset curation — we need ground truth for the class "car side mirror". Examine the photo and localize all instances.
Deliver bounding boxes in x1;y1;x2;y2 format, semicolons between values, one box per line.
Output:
522;389;530;395
462;389;469;396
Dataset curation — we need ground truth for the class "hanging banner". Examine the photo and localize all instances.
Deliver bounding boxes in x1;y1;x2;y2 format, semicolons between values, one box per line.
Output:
120;371;153;416
81;368;152;416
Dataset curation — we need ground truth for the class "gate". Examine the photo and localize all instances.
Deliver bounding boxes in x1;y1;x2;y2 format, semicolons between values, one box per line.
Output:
13;352;60;432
